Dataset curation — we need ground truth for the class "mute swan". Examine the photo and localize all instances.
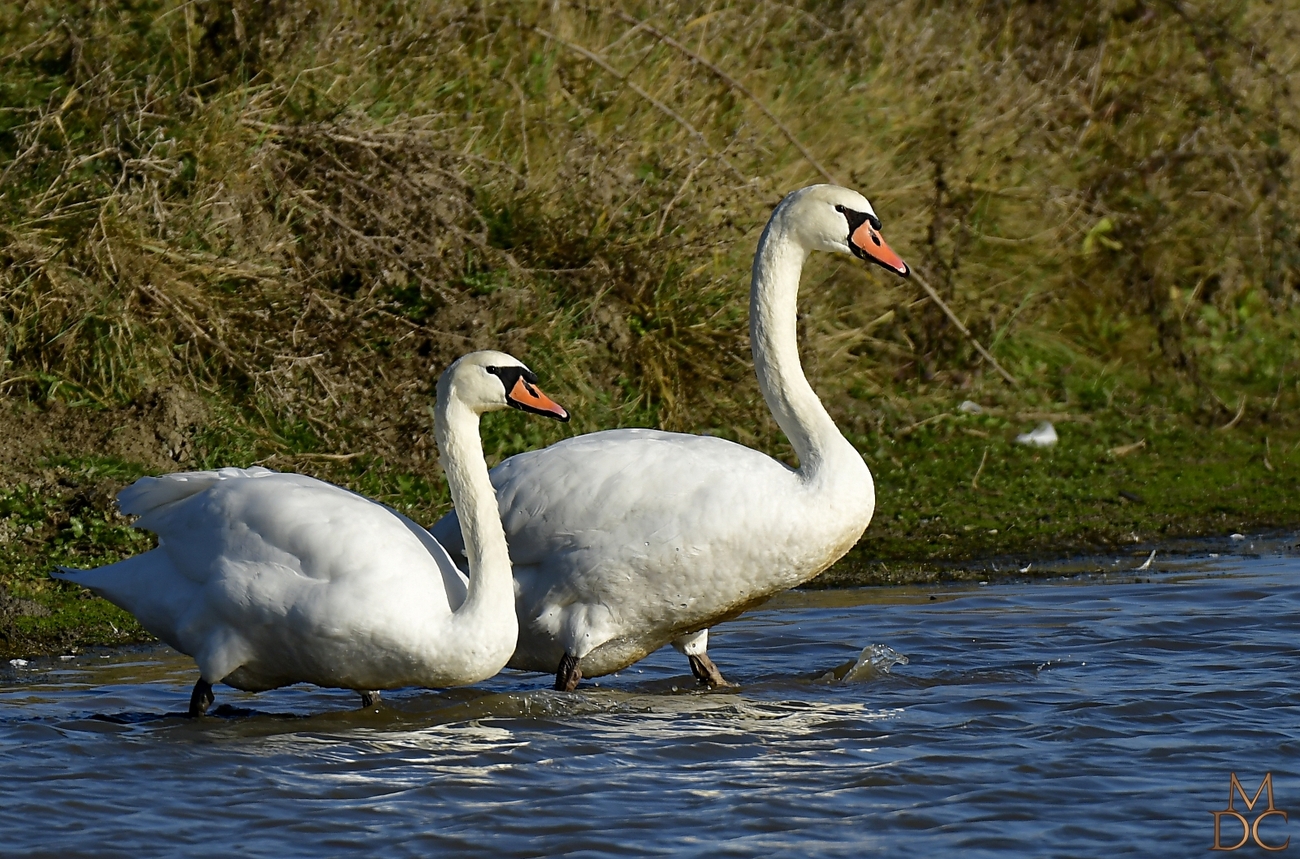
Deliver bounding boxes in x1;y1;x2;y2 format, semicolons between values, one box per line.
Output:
431;185;910;690
53;351;569;714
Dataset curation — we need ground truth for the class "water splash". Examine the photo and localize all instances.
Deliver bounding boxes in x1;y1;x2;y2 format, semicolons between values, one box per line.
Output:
816;644;910;684
842;644;910;683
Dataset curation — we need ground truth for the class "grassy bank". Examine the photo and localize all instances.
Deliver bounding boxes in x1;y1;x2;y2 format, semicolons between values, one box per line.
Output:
1;1;1299;655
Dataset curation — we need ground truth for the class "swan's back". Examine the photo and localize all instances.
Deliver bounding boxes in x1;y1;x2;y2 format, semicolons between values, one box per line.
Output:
117;466;272;519
56;467;468;688
437;429;802;562
499;430;801;558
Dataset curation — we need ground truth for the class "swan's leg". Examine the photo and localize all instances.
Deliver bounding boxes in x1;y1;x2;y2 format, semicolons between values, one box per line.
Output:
555;653;582;691
672;629;732;688
359;690;381;708
687;653;731;688
188;678;215;717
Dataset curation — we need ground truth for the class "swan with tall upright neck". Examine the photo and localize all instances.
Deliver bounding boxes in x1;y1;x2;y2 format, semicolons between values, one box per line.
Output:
53;351;569;714
431;185;910;690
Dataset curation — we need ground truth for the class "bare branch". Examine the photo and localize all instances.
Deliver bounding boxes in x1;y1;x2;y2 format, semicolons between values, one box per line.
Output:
910;270;1019;387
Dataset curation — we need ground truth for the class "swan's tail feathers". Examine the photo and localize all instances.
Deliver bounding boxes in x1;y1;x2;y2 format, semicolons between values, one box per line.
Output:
49;551;193;645
50;564;118;604
50;565;83;583
117;466;276;517
50;562;121;608
49;555;149;600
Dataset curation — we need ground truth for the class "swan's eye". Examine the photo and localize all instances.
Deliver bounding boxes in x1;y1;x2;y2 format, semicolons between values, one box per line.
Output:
484;365;518;390
835;204;883;234
835;204;868;234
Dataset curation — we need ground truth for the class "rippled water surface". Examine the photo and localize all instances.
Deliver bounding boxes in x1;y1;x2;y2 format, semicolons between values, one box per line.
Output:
3;549;1297;858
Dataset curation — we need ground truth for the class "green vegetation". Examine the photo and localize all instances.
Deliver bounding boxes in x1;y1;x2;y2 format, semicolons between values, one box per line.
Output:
824;407;1299;585
1;1;1298;654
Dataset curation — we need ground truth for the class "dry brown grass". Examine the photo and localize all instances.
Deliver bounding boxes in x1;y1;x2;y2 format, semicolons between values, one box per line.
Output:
1;0;1298;482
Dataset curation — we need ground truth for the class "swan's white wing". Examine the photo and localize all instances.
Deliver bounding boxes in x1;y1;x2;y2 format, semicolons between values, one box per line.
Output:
432;428;799;565
57;469;463;682
127;470;463;597
116;466;276;519
386;508;468;610
499;429;799;560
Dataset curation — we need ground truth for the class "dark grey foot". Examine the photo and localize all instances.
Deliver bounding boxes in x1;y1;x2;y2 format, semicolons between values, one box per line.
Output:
188;678;215;717
555;653;582;691
688;653;732;688
359;690;381;709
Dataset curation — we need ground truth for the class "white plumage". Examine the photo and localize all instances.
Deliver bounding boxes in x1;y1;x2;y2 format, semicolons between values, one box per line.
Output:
53;351;568;713
431;185;911;689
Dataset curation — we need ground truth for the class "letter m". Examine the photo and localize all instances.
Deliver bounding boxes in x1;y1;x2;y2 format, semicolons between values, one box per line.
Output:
1228;773;1277;813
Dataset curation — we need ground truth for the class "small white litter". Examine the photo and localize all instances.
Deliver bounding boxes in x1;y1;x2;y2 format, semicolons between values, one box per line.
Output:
8;659;28;668
958;400;984;414
1230;533;1246;541
1016;421;1058;447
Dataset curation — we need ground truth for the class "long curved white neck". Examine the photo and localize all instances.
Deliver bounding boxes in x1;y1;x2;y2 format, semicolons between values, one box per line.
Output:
749;214;855;478
435;396;516;639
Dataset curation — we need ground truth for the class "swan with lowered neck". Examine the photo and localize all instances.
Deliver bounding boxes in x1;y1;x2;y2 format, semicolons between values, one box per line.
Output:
431;185;910;690
53;351;569;714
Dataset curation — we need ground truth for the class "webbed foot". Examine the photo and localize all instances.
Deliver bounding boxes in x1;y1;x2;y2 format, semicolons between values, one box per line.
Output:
555;653;582;691
688;653;732;688
188;678;215;717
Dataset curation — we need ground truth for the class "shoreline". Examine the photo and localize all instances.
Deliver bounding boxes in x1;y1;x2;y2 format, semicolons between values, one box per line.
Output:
5;526;1294;661
816;529;1298;589
3;399;1297;660
818;523;1300;588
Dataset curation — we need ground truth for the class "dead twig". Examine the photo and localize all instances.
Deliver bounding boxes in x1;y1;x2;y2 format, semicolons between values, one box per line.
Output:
243;118;521;177
287;188;458;304
910;269;1019;387
278;452;361;461
971;447;988;490
135;283;260;383
894;412;954;436
1217;395;1246;431
1108;438;1147;457
657;157;708;236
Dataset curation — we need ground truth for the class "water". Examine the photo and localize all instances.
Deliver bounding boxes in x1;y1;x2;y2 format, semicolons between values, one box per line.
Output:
2;549;1297;858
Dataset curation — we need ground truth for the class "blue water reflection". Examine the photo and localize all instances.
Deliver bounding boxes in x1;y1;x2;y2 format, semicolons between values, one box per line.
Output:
2;549;1296;858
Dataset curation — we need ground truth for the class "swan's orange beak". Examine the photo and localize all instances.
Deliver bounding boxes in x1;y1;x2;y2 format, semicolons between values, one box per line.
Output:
507;377;570;422
850;221;910;277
